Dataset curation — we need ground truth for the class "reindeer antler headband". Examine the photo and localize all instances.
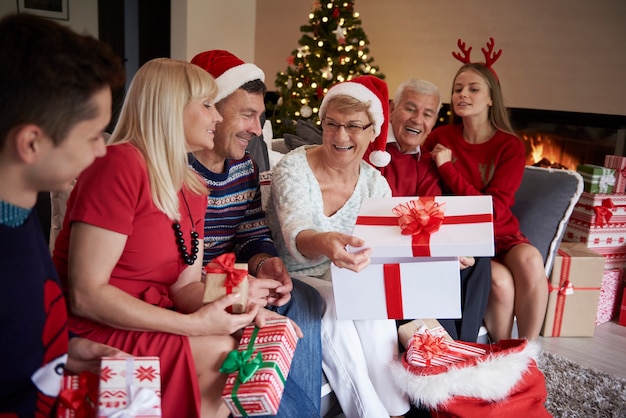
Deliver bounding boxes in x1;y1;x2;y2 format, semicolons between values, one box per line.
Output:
452;37;502;80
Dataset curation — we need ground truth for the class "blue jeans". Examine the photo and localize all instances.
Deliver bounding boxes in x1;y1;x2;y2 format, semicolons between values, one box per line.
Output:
265;277;324;418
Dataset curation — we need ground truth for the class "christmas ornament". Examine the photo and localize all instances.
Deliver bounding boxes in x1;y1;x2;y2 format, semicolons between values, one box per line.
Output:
300;105;313;118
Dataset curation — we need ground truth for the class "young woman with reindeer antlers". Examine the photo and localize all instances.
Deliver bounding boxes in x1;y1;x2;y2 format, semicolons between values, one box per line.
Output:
425;38;548;342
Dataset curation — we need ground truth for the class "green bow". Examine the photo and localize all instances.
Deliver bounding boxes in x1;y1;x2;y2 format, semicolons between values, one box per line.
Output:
220;347;263;383
221;326;287;417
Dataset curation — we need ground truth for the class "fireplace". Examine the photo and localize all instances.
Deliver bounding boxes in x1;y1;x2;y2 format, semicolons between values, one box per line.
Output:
435;106;626;170
510;108;626;170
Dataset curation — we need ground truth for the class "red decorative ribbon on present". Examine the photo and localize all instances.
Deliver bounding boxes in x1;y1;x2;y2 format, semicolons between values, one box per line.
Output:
58;372;98;418
593;199;616;227
549;249;601;336
410;330;449;367
220;326;286;417
356;197;492;256
204;253;248;292
414;332;448;366
383;264;404;318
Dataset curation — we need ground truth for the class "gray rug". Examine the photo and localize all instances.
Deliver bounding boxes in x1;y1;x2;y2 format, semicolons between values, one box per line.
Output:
538;351;626;417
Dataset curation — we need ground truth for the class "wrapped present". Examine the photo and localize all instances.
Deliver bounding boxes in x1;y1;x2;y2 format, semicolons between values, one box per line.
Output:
203;252;249;313
221;318;298;417
331;256;461;320
404;328;486;368
604;155;626;193
97;357;161;418
563;192;626;267
349;196;494;258
567;192;626;227
541;243;605;337
576;164;615;194
57;372;99;418
596;268;622;325
619;286;626;326
398;318;453;348
592;247;626;270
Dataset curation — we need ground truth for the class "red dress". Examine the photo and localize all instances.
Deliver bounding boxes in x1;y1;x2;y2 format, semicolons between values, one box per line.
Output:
53;142;207;418
425;124;527;255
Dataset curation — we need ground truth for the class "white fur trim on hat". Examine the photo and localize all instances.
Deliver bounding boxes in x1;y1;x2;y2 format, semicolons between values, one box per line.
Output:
389;340;541;409
319;82;384;137
214;63;265;103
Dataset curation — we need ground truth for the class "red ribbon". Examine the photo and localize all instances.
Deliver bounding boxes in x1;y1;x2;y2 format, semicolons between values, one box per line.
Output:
412;331;448;367
58;372;99;418
551;249;571;337
593;198;616;227
383;264;404;319
204;253;248;292
356;197;492;256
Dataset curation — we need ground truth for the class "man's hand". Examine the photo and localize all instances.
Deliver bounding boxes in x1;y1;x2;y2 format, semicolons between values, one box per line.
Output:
65;337;130;375
254;256;293;307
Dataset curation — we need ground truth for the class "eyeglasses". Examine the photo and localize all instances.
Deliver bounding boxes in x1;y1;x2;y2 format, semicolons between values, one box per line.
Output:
322;120;373;135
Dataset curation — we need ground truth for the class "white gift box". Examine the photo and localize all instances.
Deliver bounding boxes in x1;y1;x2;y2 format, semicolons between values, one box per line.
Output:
331;256;461;320
349;196;494;258
97;356;162;417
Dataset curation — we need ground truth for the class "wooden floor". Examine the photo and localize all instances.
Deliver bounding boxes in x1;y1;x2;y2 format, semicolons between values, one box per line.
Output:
540;320;626;378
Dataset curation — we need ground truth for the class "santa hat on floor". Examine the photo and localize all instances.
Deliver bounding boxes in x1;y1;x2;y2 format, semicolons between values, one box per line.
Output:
319;75;391;167
191;50;265;103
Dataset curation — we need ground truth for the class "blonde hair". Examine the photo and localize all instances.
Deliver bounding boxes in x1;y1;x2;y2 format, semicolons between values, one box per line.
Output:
320;94;373;124
108;58;218;221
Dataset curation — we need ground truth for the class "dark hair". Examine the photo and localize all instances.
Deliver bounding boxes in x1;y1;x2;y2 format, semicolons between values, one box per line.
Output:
0;13;125;146
240;79;267;96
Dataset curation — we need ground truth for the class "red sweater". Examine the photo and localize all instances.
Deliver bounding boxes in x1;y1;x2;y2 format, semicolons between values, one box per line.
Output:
424;124;526;240
364;142;443;197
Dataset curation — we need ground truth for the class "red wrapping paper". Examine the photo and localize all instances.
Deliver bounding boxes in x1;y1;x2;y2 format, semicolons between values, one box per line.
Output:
221;318;298;417
596;268;622;325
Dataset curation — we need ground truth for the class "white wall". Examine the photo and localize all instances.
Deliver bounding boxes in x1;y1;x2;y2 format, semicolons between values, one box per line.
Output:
171;0;256;62
255;0;626;117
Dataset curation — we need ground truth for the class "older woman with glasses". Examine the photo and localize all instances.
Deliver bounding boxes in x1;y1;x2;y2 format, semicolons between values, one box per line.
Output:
266;76;410;418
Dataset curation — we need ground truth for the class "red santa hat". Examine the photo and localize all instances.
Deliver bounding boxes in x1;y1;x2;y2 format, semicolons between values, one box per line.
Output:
319;75;391;167
190;49;265;103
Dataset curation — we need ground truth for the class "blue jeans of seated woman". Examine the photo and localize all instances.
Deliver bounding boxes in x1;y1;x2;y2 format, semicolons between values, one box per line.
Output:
261;277;324;418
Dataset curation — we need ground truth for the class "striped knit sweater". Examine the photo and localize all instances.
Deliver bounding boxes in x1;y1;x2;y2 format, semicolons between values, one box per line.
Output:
190;154;278;265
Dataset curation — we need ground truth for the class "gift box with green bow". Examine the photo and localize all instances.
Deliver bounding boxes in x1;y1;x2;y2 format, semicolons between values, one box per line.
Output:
220;318;299;417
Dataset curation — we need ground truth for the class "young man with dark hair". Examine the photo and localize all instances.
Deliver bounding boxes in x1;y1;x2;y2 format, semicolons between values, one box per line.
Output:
0;13;126;416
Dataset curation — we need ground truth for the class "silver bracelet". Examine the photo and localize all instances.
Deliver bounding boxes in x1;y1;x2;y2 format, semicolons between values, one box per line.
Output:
254;256;272;276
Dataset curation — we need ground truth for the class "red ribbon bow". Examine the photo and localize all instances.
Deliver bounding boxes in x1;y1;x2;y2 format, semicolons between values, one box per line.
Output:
392;198;446;236
413;331;448;367
203;253;247;287
593;198;616;227
58;372;99;418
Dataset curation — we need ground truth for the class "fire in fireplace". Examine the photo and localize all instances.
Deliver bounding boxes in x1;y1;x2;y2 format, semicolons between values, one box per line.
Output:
435;106;626;170
510;108;626;170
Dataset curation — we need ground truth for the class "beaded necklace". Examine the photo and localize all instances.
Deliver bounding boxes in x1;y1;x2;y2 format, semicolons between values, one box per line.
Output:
171;191;199;265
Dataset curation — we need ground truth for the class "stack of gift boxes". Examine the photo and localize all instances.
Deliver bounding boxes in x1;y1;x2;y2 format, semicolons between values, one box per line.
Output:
331;195;495;321
551;155;626;335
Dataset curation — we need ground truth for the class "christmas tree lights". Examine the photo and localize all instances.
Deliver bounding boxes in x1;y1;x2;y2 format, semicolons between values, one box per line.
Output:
270;0;385;137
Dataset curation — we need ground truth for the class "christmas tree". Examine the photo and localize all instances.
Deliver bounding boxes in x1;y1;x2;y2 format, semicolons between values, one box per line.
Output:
270;0;385;137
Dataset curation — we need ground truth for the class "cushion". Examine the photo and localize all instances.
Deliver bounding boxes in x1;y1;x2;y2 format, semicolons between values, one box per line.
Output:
511;166;583;276
284;119;323;150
